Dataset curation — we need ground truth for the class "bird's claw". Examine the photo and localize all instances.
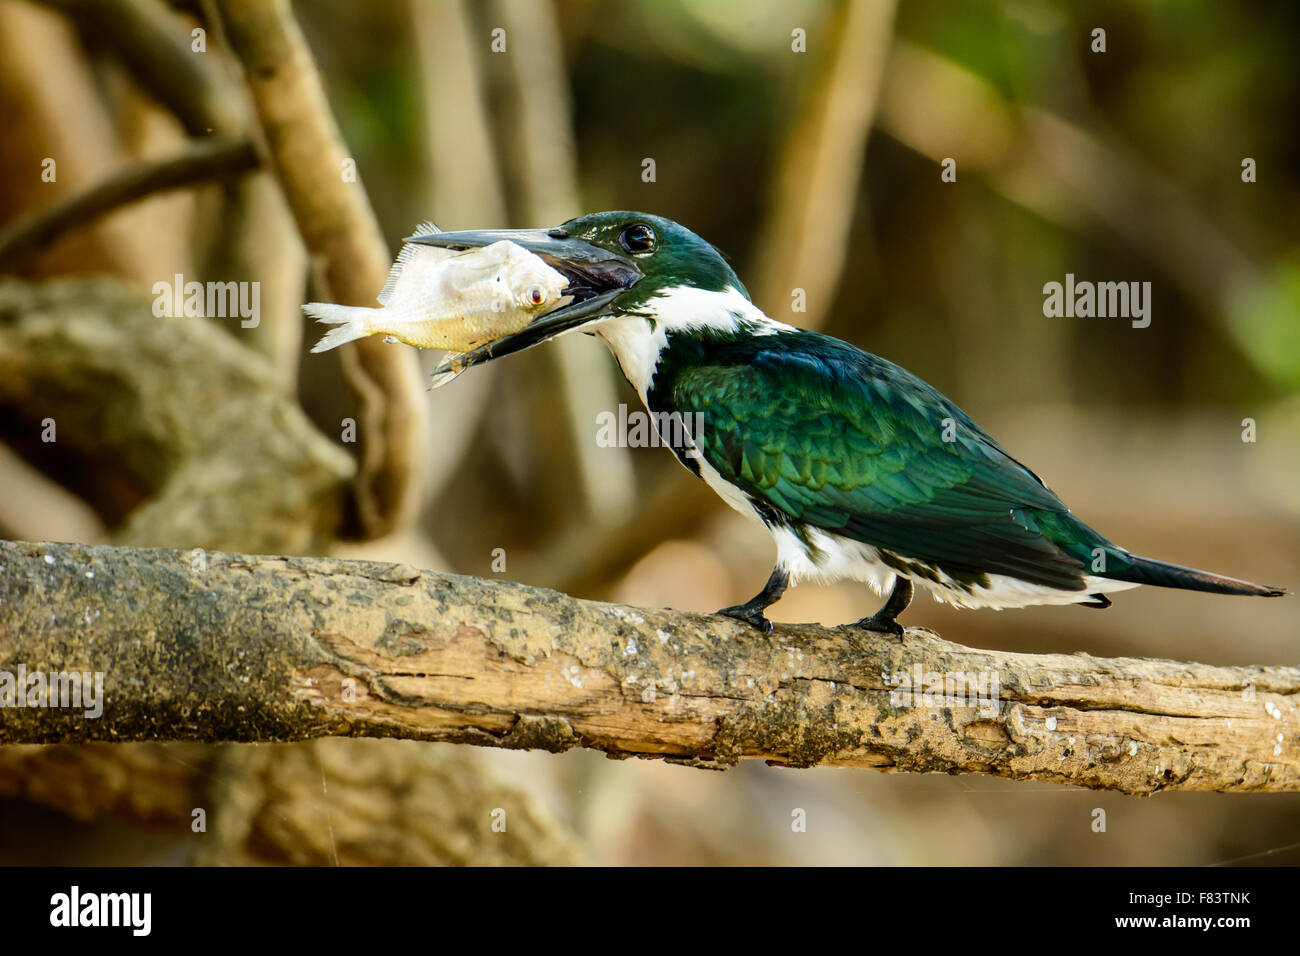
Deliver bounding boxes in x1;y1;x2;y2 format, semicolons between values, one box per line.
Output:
852;615;905;639
716;604;774;635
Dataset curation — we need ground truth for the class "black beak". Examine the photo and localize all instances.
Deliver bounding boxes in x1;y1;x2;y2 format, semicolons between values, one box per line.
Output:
405;226;642;385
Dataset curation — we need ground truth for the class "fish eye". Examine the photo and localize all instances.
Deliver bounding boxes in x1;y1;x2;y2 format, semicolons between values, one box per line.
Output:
527;285;545;306
618;223;656;255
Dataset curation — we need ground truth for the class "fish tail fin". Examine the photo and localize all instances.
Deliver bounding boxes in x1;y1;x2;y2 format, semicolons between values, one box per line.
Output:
304;303;375;353
1111;554;1286;597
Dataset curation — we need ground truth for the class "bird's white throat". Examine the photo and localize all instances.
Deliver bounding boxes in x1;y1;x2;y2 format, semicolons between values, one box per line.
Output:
594;285;785;398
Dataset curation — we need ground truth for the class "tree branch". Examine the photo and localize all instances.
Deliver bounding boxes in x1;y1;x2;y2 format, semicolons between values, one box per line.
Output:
0;136;257;269
749;0;897;326
212;0;428;540
42;0;246;137
2;539;1295;795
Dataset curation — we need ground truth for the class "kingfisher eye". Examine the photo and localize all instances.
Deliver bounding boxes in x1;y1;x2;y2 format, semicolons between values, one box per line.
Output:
527;285;545;306
618;223;656;254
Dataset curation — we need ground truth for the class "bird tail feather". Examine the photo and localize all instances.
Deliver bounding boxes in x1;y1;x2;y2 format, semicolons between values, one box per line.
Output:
304;303;375;353
1115;554;1285;597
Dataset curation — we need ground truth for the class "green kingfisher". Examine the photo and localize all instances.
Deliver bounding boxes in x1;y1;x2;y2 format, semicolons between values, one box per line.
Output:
410;212;1285;635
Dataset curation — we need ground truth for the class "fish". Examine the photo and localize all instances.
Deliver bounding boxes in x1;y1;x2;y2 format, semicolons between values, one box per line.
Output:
305;221;571;355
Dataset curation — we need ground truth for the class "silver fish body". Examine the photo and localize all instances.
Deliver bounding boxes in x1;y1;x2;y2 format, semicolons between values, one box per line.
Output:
305;222;570;355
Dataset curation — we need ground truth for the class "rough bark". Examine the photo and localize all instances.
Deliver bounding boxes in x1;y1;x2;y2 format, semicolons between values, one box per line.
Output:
2;539;1295;796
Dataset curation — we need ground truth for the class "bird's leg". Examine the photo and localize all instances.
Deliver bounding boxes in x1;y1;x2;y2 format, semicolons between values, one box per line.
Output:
853;577;913;638
716;566;789;635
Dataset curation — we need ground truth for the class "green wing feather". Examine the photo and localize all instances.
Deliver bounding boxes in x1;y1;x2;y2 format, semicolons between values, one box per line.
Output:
662;331;1128;591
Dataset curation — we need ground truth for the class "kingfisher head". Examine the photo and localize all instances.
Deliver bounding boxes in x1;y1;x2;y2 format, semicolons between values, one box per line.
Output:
407;211;758;385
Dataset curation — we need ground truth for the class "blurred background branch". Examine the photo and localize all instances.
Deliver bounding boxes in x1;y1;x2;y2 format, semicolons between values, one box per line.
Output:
42;0;245;136
750;0;896;325
213;0;427;539
0;136;257;269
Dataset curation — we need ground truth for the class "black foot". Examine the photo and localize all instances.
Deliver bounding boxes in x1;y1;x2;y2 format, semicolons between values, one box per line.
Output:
852;612;905;638
716;603;774;635
716;565;789;635
1080;593;1112;609
851;577;913;638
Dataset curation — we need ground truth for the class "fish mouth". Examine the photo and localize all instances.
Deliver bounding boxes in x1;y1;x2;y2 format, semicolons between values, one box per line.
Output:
404;226;643;383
